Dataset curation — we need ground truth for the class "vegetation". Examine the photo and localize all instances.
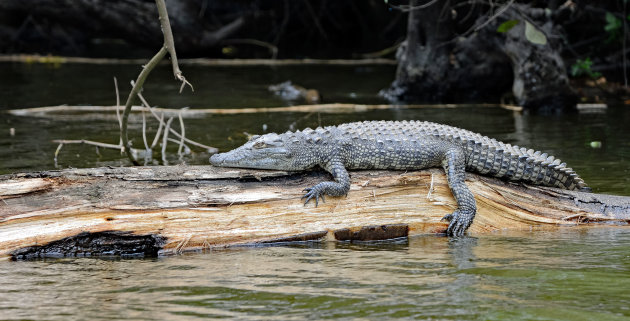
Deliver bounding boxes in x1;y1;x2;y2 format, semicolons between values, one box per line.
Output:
0;0;627;111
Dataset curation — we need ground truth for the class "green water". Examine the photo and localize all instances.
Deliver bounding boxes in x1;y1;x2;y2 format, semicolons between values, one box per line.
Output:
1;62;629;194
1;229;630;320
1;62;630;320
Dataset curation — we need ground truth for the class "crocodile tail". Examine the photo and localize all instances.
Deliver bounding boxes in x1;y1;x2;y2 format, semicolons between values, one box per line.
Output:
494;145;589;191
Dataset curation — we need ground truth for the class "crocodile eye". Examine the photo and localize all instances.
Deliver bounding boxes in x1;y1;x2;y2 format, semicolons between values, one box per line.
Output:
253;141;267;149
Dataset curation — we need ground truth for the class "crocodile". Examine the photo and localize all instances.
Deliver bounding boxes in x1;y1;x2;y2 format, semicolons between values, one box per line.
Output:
209;120;589;236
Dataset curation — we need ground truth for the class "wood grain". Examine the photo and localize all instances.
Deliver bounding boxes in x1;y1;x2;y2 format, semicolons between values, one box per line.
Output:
1;166;628;259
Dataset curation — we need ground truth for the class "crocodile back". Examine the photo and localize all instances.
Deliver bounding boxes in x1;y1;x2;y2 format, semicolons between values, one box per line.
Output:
334;120;588;191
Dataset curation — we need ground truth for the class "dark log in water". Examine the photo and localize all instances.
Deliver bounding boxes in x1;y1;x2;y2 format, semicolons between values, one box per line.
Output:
1;166;629;260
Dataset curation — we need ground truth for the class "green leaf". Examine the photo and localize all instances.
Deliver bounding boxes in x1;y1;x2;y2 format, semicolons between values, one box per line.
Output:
524;21;547;45
605;12;622;31
606;12;617;24
497;20;519;33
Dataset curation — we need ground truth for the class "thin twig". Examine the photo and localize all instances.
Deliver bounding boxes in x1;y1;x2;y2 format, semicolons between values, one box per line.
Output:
155;0;193;93
52;139;123;149
54;143;63;167
177;110;186;157
167;138;190;152
121;46;168;165
114;77;122;147
138;92;217;152
141;108;149;150
388;0;440;12
162;117;174;165
302;0;328;40
473;0;515;32
151;112;165;149
141;108;152;164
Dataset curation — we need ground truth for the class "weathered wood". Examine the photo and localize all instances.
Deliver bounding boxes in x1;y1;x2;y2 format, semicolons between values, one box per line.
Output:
1;166;629;260
0;55;397;66
6;103;522;119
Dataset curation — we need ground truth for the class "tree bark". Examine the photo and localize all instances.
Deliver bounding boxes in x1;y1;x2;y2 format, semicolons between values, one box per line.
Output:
382;1;578;112
487;4;578;113
1;166;628;260
0;0;245;55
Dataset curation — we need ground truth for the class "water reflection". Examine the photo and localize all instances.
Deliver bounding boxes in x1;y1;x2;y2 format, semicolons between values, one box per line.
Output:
1;229;630;320
1;62;629;196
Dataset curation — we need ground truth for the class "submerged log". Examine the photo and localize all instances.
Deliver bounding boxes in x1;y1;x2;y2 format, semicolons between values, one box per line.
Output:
1;166;629;260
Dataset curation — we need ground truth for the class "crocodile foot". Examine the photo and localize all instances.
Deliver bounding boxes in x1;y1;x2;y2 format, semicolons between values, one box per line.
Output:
302;187;326;207
441;209;475;237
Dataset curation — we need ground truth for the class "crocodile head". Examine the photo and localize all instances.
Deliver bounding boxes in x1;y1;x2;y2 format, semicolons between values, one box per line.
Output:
210;132;313;171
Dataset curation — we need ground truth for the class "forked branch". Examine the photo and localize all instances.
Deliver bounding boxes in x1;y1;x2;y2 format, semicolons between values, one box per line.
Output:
120;0;193;165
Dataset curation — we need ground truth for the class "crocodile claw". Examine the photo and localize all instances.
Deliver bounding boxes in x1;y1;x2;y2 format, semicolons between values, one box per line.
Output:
302;187;326;207
441;209;474;237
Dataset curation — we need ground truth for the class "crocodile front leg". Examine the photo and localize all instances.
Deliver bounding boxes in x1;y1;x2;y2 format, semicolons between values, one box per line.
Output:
302;159;351;206
441;148;477;237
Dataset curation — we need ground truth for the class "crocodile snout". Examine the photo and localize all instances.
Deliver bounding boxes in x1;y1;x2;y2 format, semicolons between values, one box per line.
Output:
209;153;225;166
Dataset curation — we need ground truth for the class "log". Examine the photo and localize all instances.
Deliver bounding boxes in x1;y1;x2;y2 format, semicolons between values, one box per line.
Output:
1;166;629;260
5;103;523;119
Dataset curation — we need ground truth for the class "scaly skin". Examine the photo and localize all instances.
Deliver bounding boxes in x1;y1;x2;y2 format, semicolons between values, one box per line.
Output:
210;120;589;237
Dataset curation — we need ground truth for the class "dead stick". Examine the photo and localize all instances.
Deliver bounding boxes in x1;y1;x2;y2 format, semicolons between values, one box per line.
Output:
155;0;193;93
161;117;174;165
151;113;165;149
120;46;167;165
114;77;122;148
138;93;217;152
177;111;186;157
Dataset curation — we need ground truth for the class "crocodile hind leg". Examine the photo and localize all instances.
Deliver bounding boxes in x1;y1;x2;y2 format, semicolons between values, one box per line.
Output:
302;159;351;206
441;148;477;237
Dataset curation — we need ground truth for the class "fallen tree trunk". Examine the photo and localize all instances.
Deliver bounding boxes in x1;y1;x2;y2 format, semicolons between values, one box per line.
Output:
1;166;629;260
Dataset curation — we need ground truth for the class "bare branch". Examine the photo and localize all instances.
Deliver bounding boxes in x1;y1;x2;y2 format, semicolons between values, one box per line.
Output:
155;0;193;93
120;46;168;165
114;77;122;148
54;143;63;168
473;0;515;32
388;0;440;12
138;92;218;153
52;139;122;150
161;117;174;165
151;112;165;149
177;110;186;157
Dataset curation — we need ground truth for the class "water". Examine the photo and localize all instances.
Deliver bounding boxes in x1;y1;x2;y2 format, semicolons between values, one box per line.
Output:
1;229;630;320
1;62;629;194
1;62;630;320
